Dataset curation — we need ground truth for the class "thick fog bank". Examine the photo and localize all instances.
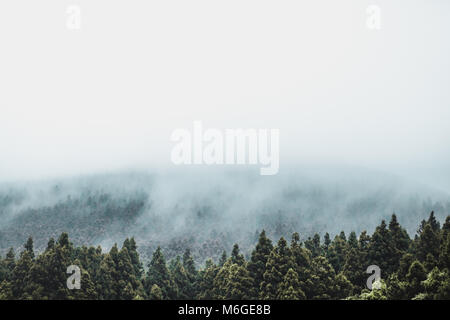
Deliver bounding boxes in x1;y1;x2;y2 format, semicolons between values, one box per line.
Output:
0;166;448;263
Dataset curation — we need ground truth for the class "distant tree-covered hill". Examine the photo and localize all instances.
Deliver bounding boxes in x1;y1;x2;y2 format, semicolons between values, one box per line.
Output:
0;169;449;265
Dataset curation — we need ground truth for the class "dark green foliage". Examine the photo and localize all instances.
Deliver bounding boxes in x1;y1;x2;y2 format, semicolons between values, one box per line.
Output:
304;234;321;258
218;251;227;267
123;238;143;279
149;284;163;300
0;248;15;282
290;233;313;298
387;214;410;272
144;246;175;299
343;247;364;290
277;268;306;300
8;250;33;299
223;263;253;299
308;255;337;299
427;211;441;233
24;237;35;259
405;260;427;299
368;220;395;274
422;267;450;299
196;259;219;300
440;233;450;270
327;233;347;274
397;253;415;280
230;244;245;266
416;224;440;264
0;214;449;300
323;233;331;253
260;237;293;299
348;232;358;249
247;230;273;299
182;249;198;299
169;256;190;299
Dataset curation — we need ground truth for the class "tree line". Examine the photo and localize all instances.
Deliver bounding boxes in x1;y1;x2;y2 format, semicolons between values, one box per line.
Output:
0;212;449;299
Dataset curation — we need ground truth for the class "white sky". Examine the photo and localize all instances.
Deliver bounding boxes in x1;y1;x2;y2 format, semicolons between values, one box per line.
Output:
0;1;449;190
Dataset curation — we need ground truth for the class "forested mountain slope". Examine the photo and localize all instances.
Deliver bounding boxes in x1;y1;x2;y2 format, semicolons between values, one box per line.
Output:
1;212;449;300
1;168;449;265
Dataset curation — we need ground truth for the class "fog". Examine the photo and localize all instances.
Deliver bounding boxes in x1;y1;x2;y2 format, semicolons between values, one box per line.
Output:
1;167;449;263
0;2;450;262
0;0;449;191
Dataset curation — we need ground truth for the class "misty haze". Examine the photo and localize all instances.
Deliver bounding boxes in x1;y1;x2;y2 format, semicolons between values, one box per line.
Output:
0;0;449;302
0;167;449;264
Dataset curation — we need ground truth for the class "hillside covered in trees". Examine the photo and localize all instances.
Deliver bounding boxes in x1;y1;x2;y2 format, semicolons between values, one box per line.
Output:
0;212;449;300
1;170;450;265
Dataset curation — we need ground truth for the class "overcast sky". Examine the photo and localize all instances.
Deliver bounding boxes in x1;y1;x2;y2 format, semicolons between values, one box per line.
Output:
0;1;449;191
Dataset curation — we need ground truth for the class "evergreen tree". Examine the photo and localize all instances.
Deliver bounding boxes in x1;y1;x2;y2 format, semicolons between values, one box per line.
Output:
333;272;354;299
117;246;145;299
24;233;77;299
323;233;331;253
230;244;245;266
45;233;75;298
309;256;337;299
0;248;15;282
290;232;313;298
145;247;175;299
247;230;273;299
304;234;321;257
440;216;450;269
368;220;394;274
358;230;370;267
213;260;233;299
224;263;253;299
405;260;427;299
169;256;189;299
8;250;33;299
439;233;450;270
347;232;358;249
427;211;441;233
69;258;98;300
97;253;118;299
357;279;388;300
342;247;364;291
260;237;293;299
123;238;143;279
218;251;227;267
397;253;415;280
385;273;408;300
416;224;440;264
328;234;347;274
182;248;198;299
441;216;450;241
387;214;410;273
197;259;219;300
24;237;34;259
149;284;163;300
277;268;306;300
422;267;450;299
